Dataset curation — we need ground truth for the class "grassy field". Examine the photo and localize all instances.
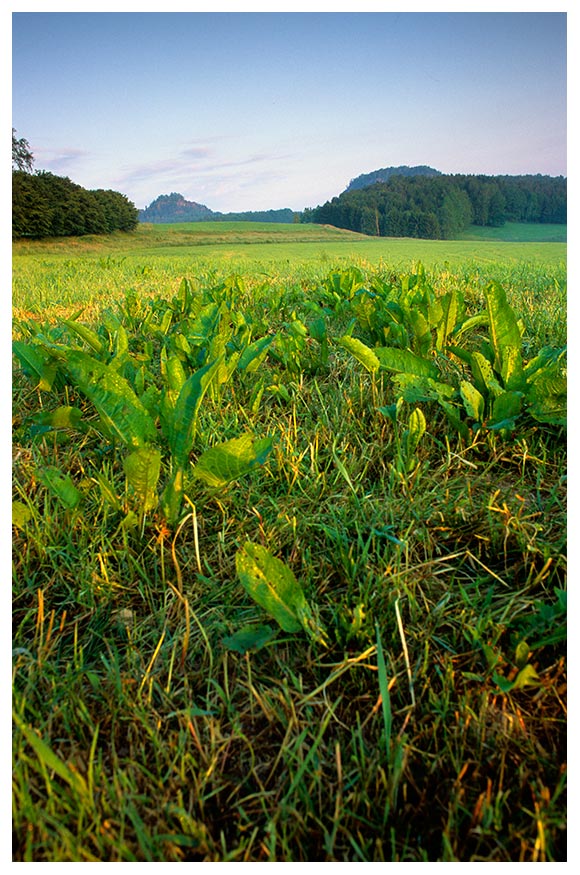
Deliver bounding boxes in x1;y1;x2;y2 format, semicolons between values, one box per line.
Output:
12;223;566;861
457;222;567;244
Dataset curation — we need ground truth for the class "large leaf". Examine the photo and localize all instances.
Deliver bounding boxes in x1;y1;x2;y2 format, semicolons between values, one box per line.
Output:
484;282;523;385
236;543;308;633
527;367;567;426
164;353;187;394
238;335;274;373
38;466;82;510
161;467;185;525
460;380;485;422
338;336;380;374
12;340;58;391
124;447;162;512
169;357;223;468
488;391;523;430
407;308;432;356
192;434;274;488
405;407;426;460
392;372;455;404
63;319;105;356
30;405;85;437
56;348;157;448
187;303;221;344
469;351;504;399
374;346;439;379
12;501;33;530
436;290;460;350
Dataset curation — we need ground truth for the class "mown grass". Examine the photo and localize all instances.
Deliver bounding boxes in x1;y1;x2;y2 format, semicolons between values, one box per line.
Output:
12;226;566;861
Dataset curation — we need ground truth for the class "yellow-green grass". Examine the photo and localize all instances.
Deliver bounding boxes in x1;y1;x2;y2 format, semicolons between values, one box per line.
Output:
12;222;566;336
13;220;566;264
12;227;567;861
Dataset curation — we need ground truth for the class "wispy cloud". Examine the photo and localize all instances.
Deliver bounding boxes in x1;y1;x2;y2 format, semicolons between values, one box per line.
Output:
36;147;90;175
114;142;297;208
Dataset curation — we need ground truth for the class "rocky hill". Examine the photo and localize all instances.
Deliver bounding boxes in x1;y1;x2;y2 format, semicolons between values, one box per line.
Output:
139;192;294;224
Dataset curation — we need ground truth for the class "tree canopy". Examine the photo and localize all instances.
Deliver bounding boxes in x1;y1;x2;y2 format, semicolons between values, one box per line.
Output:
12;129;139;239
302;173;566;239
12;128;34;173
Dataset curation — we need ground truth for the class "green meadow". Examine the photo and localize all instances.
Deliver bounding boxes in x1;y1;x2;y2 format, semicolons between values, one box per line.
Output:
12;222;566;861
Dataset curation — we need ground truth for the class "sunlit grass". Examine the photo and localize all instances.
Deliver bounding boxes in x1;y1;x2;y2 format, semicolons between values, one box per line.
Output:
12;228;566;861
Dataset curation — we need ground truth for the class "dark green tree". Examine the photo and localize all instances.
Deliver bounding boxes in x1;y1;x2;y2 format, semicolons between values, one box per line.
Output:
12;128;34;172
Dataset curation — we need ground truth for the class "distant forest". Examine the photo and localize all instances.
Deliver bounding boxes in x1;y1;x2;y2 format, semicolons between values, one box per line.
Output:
139;193;295;224
12;170;139;239
302;174;567;239
11;127;567;242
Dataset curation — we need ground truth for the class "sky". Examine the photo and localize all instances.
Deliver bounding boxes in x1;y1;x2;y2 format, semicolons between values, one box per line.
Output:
10;6;568;214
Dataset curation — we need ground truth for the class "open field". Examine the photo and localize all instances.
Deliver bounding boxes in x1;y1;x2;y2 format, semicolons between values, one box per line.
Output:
457;222;566;244
12;224;566;861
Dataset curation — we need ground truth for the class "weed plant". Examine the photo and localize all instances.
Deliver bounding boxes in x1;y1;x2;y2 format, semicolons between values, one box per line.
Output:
12;231;566;862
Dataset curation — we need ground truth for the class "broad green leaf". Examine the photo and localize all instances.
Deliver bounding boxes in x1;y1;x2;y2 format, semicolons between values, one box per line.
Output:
307;317;327;345
514;640;531;670
159;308;173;335
169;357;224;468
115;323;129;357
378;397;404;423
192;434;274;488
12;501;33;530
161;467;185;525
64;320;105;355
124;447;162;512
524;345;565;379
451;312;489;341
512;664;541;689
436;290;460;350
236;543;306;633
374;346;439;379
489;391;522;428
288;318;308;338
460;380;485;422
407;308;432;356
338;336;380;373
57;349;157;448
187;303;220;344
526;365;567;426
470;351;504;399
38;466;82;509
393;372;455;404
165;354;187;394
30;406;85;436
238;335;274;372
484;281;523;385
12;340;57;391
222;624;277;654
405;407;426;468
175;277;194;315
172;333;192;356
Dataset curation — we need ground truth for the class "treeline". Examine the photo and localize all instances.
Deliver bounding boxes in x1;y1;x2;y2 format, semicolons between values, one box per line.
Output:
12;170;139;239
301;174;567;239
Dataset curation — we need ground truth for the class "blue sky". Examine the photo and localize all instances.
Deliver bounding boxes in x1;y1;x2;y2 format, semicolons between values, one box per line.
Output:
11;7;567;213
